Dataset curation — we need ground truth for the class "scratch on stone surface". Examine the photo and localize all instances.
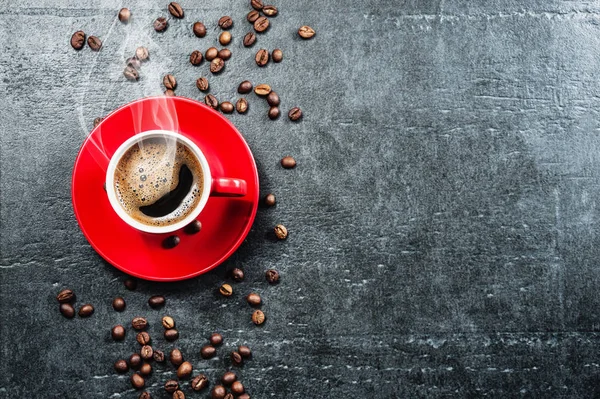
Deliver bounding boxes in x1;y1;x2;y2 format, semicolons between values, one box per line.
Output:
0;260;37;269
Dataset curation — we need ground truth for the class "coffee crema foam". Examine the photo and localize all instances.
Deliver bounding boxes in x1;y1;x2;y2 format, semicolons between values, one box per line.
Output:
114;137;204;227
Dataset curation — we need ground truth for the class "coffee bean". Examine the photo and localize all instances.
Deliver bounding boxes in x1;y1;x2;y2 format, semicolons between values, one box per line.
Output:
125;278;137;290
231;268;244;282
154;17;168;32
139;392;151;399
140;363;152;376
232;381;245;395
112;296;126;311
140;345;153;359
112;325;126;341
124;66;139;81
153;349;165;362
163;74;177;90
209;332;223;346
238;81;253;94
163;235;180;249
132;317;148;330
219;31;231;46
165;380;179;394
165;328;179;341
193;22;207;37
205;94;219;109
236;98;248;114
136;46;149;61
87;36;102;51
168;2;184;18
224;394;234;399
253;16;270;33
205;47;218;61
170;349;183;366
238;345;252;358
218;48;232;60
281;156;296;169
238;394;250;399
200;345;216;359
246;293;261;306
210;58;225;74
129;353;142;368
196;78;209;92
148;295;166;308
164;89;175;97
60;303;75;318
93;117;104;128
274;224;288;239
254;83;271;96
177;361;193;379
298;25;316;39
131;373;145;389
218;16;233;29
243;32;256;47
288;107;303;121
221;371;237;385
79;304;94;317
220;101;234;114
119;8;131;23
264;193;276;206
267;91;280;106
211;385;226;399
127;57;141;70
137;331;151;345
251;0;264;11
57;289;75;303
231;351;243;366
71;30;86;50
263;5;278;16
252;309;266;325
173;391;185;399
191;374;209;391
268;107;280;120
272;49;283;63
265;269;280;283
114;359;129;373
247;10;260;23
190;50;203;66
219;283;233;296
162;316;175;329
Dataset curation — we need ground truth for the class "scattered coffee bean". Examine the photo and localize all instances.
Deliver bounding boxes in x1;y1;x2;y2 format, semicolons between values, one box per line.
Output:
170;349;183;366
298;25;316;39
201;345;216;359
162;316;175;329
114;359;129;373
264;193;276;206
281;156;296;169
153;349;165;362
60;303;75;318
112;325;126;341
165;328;179;341
140;363;152;376
238;345;252;358
139;392;151;399
93;116;104;127
247;10;260;23
132;317;148;330
210;58;225;74
57;289;75;303
238;81;253;94
163;74;177;90
154;17;168;32
136;331;151;345
274;224;288;239
162;235;180;249
268;107;280;120
193;21;207;37
205;47;218;61
252;309;266;325
219;283;233;296
124;66;139;81
251;0;264;10
119;8;131;23
165;380;179;394
246;293;261;306
209;332;223;346
177;361;193;379
71;30;86;50
254;16;270;33
191;374;209;391
130;353;142;368
221;371;237;385
243;32;256;47
79;304;94;317
205;94;219;109
87;36;102;51
231;351;243;366
265;269;280;283
218;48;232;60
220;101;234;114
135;46;149;61
238;394;250;399
218;16;233;29
272;48;283;62
125;278;137;290
190;50;203;66
267;91;280;106
219;31;231;46
164;89;175;97
232;381;245;395
148;295;166;308
211;385;227;399
288;107;303;121
231;268;245;282
112;296;126;311
173;391;185;399
236;98;249;114
127;57;141;69
168;2;184;18
263;5;278;16
140;345;153;359
254;83;271;96
195;78;209;92
131;373;145;389
225;394;234;399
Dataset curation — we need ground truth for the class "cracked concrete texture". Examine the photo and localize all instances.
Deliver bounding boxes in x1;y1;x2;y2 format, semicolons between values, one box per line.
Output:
2;0;600;397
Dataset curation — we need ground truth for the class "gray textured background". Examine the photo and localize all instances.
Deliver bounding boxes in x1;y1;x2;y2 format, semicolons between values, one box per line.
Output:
2;0;600;397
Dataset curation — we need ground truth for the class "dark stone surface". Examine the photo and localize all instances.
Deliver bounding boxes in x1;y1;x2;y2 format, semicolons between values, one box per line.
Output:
2;0;600;397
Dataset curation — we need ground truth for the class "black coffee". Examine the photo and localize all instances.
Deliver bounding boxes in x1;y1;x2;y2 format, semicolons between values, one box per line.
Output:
114;137;204;227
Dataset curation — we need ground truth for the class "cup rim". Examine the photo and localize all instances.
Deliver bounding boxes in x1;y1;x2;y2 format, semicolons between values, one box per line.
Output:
105;129;212;234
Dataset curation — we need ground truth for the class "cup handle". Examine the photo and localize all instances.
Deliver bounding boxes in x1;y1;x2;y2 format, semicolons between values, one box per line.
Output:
211;178;247;197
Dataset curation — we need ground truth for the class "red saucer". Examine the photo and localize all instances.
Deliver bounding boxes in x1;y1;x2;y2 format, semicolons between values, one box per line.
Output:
71;96;259;281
